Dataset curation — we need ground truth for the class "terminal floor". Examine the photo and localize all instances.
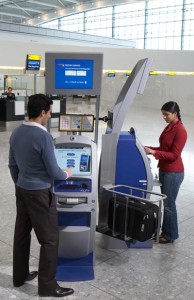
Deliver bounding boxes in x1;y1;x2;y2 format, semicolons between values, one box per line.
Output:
1;106;194;299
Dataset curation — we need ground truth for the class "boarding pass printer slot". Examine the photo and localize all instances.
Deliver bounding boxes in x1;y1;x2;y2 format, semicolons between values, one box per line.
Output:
57;197;87;206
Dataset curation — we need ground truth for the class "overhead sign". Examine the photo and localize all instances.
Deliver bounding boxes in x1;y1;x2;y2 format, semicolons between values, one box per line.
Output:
27;54;41;60
108;70;116;77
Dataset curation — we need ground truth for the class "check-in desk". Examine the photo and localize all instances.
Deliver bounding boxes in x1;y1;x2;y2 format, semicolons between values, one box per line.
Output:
0;99;25;122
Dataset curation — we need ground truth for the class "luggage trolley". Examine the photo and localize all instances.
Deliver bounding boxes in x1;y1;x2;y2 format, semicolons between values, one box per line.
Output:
103;184;166;245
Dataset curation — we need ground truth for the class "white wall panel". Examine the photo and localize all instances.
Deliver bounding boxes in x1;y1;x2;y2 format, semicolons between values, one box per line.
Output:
0;31;193;116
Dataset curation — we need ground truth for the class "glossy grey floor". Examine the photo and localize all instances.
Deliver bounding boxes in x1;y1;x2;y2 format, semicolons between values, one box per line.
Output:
1;105;194;300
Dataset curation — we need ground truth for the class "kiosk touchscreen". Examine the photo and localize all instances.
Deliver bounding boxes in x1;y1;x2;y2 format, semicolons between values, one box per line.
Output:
54;146;91;176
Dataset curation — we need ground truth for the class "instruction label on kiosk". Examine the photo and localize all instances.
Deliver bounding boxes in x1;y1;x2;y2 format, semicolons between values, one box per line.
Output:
59;114;94;132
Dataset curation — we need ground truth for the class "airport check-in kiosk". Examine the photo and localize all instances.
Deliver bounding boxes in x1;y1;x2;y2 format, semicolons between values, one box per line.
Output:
54;129;97;281
45;52;103;281
97;58;155;249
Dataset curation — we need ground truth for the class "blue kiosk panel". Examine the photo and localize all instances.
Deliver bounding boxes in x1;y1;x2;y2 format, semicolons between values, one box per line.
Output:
115;132;148;196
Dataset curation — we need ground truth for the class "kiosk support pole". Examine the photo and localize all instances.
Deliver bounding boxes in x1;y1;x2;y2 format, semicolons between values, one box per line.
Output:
94;95;100;145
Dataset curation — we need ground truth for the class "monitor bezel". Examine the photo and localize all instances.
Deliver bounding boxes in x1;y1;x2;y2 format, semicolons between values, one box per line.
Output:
45;52;103;96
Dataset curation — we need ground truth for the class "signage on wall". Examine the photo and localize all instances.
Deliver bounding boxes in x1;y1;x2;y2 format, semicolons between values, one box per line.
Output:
107;70;116;77
104;70;194;77
28;54;41;61
26;54;41;71
149;71;158;76
126;71;131;76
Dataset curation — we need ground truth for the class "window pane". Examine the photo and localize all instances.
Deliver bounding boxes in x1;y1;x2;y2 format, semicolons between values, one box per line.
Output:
60;13;84;32
114;2;145;40
41;19;59;30
39;0;194;50
85;7;112;37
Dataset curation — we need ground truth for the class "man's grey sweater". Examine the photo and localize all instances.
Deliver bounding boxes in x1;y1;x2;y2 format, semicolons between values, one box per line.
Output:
9;123;67;190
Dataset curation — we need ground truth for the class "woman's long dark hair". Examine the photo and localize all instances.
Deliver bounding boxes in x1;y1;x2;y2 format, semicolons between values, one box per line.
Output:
161;101;182;122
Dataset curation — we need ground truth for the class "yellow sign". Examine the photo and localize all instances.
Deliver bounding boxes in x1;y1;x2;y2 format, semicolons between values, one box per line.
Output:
28;54;41;60
108;70;116;77
167;72;176;76
126;70;132;76
149;71;158;75
108;70;115;74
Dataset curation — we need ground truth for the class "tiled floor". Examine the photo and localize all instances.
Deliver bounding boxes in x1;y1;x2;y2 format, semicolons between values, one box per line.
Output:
0;104;194;299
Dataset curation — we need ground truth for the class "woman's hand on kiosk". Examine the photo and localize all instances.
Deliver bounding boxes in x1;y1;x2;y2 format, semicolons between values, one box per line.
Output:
63;168;73;178
144;146;155;156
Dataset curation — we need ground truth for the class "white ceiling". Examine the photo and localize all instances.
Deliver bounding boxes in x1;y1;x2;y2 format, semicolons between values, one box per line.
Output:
0;0;89;24
0;0;144;25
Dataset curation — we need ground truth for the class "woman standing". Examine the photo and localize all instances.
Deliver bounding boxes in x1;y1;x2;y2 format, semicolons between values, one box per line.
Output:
144;101;187;244
6;87;15;100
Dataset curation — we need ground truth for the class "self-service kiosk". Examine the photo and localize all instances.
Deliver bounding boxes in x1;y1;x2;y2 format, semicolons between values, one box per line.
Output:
45;52;103;281
53;133;97;281
97;58;156;249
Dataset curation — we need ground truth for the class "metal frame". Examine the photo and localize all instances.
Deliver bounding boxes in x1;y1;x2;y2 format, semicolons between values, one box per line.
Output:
104;184;166;243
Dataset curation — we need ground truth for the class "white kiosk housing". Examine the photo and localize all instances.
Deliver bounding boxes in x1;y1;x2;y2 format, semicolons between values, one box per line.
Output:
53;134;98;280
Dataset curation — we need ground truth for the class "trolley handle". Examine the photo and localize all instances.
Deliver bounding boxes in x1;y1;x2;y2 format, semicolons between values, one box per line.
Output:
104;184;166;203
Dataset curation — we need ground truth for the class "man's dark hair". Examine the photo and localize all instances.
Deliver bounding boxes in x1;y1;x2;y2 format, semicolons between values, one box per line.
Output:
27;94;53;119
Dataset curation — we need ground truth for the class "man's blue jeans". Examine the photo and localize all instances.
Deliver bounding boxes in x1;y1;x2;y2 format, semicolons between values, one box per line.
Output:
159;170;184;241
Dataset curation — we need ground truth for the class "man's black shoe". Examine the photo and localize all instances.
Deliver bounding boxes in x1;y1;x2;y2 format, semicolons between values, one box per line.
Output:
39;287;74;297
14;271;38;287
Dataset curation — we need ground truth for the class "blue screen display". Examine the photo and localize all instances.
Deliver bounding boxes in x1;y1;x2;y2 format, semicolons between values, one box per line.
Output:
27;60;41;70
55;59;93;90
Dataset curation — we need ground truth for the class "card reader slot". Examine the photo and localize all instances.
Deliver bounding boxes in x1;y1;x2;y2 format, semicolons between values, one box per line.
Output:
58;184;79;190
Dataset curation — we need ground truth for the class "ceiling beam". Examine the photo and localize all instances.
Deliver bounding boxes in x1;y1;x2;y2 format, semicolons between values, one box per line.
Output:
27;0;62;9
64;0;80;3
5;4;43;14
0;12;28;19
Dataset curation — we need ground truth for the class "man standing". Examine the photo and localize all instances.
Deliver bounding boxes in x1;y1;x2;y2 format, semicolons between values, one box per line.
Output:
9;94;74;297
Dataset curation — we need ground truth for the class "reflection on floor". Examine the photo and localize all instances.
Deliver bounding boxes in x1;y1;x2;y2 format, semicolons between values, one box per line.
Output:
1;106;194;300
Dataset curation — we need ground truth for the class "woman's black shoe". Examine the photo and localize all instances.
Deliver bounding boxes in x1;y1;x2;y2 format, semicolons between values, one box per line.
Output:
159;236;174;244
